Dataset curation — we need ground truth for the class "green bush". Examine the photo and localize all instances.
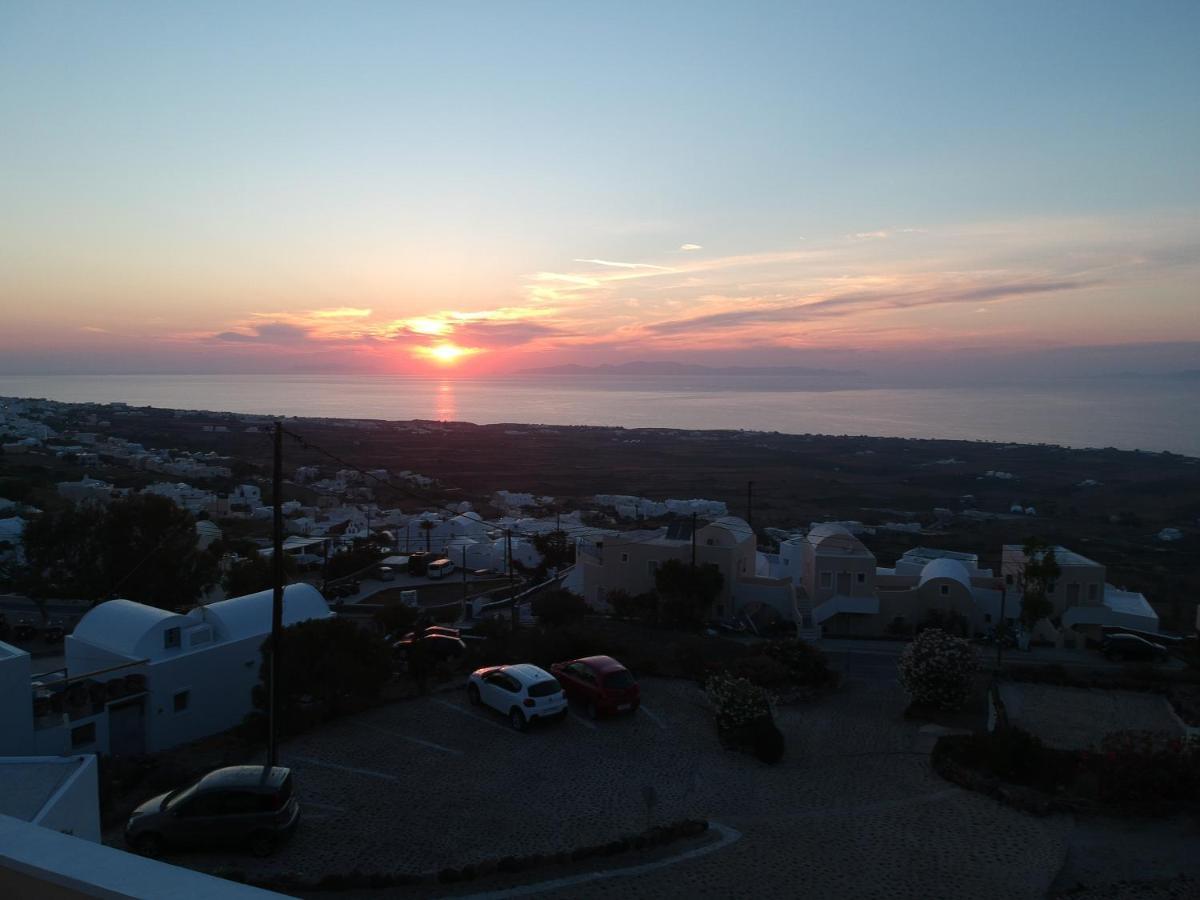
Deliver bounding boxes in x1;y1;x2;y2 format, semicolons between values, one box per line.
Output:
757;638;836;688
532;589;589;627
752;718;785;764
705;670;772;735
608;590;659;625
898;628;978;711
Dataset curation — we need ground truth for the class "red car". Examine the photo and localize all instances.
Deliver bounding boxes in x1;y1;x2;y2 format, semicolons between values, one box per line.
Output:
550;655;640;718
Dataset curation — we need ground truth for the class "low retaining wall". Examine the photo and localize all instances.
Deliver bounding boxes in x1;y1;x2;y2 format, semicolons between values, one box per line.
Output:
218;819;711;894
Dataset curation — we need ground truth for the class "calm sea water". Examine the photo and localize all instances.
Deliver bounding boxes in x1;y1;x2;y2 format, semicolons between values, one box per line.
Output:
1;374;1197;457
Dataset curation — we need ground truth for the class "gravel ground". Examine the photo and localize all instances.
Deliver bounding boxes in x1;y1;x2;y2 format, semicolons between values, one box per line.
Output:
999;683;1184;750
124;672;1092;898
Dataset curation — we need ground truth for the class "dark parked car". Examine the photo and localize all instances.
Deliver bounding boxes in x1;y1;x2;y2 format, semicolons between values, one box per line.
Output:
392;628;466;668
125;766;299;858
550;655;640;718
1102;633;1168;662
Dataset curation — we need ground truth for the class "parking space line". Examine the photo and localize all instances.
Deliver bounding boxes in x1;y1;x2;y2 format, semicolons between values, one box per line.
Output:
445;821;742;899
432;698;513;733
639;705;668;730
358;722;464;755
568;711;597;731
287;755;400;783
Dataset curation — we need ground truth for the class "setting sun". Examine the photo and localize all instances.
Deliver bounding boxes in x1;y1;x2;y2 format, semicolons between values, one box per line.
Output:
414;342;478;365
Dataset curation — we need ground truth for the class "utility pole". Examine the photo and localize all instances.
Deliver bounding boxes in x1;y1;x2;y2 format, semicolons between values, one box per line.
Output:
996;582;1007;670
268;422;284;770
690;513;697;568
461;545;468;618
506;529;516;628
746;480;754;531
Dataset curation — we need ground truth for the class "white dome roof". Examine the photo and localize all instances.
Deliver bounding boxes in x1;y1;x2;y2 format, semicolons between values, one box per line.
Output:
195;583;332;642
918;558;972;591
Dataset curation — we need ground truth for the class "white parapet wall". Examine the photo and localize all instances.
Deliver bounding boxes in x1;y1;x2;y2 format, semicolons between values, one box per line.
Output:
0;813;287;899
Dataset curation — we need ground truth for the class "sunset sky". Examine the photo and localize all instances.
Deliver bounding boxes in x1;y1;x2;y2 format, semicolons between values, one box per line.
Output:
1;1;1198;378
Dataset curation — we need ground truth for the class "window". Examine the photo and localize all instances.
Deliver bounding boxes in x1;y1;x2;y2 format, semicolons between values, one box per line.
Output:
173;690;190;713
71;722;95;748
940;585;950;596
856;573;865;584
620;553;629;563
1087;584;1099;602
819;572;832;588
163;627;181;650
706;538;715;546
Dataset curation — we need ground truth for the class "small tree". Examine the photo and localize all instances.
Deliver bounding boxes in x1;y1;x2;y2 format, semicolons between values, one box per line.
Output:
655;559;723;628
419;519;435;553
221;553;297;598
531;588;588;627
1018;538;1060;630
898;628;979;711
532;530;574;572
21;495;218;609
253;617;392;727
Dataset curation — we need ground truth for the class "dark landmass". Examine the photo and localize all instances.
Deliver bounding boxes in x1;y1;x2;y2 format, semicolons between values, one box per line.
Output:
514;360;861;376
2;399;1197;632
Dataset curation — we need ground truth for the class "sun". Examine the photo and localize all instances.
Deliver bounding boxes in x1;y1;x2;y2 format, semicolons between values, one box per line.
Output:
414;342;478;365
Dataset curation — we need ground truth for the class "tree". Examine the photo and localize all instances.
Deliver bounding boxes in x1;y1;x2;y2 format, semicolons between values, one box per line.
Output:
1018;538;1060;629
419;519;434;552
253;617;392;726
221;553;297;598
532;530;575;572
654;559;724;628
531;588;588;627
20;495;218;609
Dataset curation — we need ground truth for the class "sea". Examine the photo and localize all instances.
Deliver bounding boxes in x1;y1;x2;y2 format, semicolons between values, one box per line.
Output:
1;373;1198;458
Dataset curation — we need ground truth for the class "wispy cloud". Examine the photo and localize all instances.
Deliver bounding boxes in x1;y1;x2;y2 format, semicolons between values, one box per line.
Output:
573;258;675;271
679;243;703;251
309;307;373;319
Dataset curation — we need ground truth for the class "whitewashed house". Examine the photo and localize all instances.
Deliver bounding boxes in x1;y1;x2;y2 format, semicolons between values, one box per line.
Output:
0;586;333;759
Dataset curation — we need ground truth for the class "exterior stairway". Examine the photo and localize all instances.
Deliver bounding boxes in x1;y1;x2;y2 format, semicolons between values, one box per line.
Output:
793;587;822;641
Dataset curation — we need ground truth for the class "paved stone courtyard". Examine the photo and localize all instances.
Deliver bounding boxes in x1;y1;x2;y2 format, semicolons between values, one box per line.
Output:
127;671;1106;898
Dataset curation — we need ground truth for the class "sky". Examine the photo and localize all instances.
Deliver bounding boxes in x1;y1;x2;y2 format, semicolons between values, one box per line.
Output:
1;1;1198;379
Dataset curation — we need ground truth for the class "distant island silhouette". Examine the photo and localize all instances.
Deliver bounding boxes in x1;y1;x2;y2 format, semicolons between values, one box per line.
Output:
514;361;863;376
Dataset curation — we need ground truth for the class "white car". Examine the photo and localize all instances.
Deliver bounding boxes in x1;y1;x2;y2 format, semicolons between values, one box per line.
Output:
467;664;568;731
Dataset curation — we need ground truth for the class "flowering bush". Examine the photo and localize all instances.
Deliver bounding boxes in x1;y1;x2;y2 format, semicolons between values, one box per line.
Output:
705;671;772;735
705;671;783;763
898;628;979;710
1085;730;1200;812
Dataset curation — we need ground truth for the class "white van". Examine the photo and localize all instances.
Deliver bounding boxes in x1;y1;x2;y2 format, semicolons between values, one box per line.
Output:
427;558;455;580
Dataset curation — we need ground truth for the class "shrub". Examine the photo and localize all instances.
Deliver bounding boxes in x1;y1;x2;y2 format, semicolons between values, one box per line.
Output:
727;654;794;691
374;602;418;637
1087;731;1200;812
751;718;785;764
705;671;772;735
756;638;836;688
608;590;659;624
897;628;978;711
532;589;589;628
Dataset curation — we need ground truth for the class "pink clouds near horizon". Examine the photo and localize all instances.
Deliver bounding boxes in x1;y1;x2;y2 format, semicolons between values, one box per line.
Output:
2;215;1199;377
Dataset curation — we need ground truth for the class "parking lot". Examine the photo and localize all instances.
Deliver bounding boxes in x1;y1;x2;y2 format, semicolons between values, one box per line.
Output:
145;671;1079;898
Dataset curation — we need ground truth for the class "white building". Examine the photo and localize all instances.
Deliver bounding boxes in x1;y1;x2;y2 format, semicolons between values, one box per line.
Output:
0;755;100;843
0;586;333;759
